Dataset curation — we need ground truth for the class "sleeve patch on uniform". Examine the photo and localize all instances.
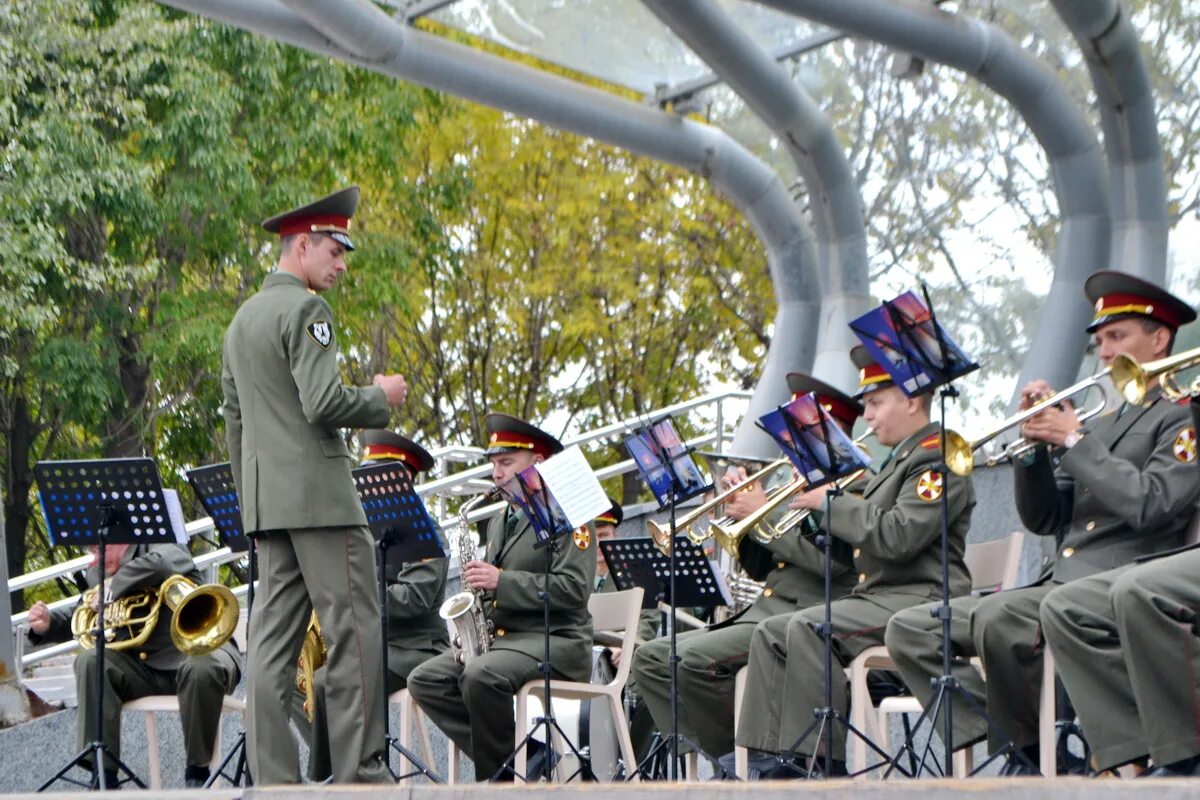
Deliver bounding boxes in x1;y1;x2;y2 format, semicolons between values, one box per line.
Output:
916;469;944;502
306;320;333;350
1173;428;1196;463
573;526;591;550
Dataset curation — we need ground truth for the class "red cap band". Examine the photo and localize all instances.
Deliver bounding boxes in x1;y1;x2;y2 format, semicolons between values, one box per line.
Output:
1093;292;1182;329
278;214;352;238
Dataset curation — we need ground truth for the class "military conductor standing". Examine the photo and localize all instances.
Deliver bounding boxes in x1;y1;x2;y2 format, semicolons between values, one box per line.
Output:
221;186;409;784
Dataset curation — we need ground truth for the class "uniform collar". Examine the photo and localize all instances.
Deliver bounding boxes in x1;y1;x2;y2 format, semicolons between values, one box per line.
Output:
262;271;307;290
886;421;940;464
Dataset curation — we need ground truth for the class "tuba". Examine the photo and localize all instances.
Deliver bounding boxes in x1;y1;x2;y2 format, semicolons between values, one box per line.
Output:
439;490;501;667
71;574;238;656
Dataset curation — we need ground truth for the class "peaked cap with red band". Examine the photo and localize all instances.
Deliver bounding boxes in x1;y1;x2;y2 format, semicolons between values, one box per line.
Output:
595;497;623;527
358;429;435;473
786;372;863;429
1085;270;1196;333
263;186;359;251
482;413;563;459
850;345;894;399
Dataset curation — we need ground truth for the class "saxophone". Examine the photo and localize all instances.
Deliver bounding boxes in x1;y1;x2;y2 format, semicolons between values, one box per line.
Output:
439;489;500;666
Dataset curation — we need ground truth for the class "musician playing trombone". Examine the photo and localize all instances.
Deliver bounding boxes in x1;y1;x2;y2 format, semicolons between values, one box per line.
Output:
886;270;1199;775
632;372;859;773
735;347;974;778
26;542;242;788
407;414;595;782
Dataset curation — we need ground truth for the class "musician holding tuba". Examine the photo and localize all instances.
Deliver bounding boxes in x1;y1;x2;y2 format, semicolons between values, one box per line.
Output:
290;430;450;783
407;414;596;782
887;270;1199;776
631;372;860;772
735;348;974;778
26;542;241;788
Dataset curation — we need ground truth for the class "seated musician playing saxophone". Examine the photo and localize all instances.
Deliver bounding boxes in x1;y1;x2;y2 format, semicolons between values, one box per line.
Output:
631;372;860;772
407;414;595;782
291;430;450;782
26;541;242;788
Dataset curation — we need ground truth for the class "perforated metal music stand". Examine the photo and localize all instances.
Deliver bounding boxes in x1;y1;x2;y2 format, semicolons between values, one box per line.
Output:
599;536;727;610
351;462;444;782
186;462;253;788
35;458;176;792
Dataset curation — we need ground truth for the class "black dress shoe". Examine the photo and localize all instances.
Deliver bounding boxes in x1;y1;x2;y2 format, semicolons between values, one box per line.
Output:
184;764;211;787
1141;756;1200;777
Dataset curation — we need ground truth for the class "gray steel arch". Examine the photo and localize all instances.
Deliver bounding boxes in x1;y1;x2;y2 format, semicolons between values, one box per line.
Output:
1050;0;1167;282
642;0;871;397
757;0;1113;401
156;0;824;458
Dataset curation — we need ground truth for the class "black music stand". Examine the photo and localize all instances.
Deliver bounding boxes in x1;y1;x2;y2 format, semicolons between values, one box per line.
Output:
351;461;444;783
622;418;712;780
853;288;1031;778
35;458;177;792
186;462;253;788
491;469;591;783
756;397;901;779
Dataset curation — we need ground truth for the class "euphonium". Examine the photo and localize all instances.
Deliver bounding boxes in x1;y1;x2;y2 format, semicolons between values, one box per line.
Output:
296;611;326;723
71;574;238;657
646;457;791;556
439;489;501;666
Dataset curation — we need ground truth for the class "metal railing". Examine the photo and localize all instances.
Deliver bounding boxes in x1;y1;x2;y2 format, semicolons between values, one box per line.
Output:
7;389;751;669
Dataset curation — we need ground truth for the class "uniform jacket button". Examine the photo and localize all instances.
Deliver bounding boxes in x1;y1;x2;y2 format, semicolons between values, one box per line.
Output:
1061;547;1075;558
138;652;148;661
1085;520;1096;531
496;628;506;637
858;573;867;584
853;548;862;559
762;588;774;598
777;561;786;569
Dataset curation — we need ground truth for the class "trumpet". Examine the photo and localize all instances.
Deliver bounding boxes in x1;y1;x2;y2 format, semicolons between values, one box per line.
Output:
1114;344;1200;403
646;457;791;556
707;430;874;552
942;346;1200;476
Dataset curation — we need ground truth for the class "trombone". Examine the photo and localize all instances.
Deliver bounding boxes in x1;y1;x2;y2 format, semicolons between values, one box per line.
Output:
707;430;874;554
647;457;791;555
942;344;1200;476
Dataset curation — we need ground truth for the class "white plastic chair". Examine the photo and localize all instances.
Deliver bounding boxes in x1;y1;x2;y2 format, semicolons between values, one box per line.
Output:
849;532;1026;776
514;587;645;782
387;688;436;776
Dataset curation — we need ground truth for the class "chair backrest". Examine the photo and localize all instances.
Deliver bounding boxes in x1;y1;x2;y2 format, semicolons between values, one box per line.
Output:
587;587;644;687
233;609;249;654
965;531;1024;593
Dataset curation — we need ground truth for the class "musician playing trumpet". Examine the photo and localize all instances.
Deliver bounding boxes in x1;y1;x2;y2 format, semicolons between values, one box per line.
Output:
27;542;242;788
886;270;1199;775
735;348;974;778
632;372;859;773
407;414;595;782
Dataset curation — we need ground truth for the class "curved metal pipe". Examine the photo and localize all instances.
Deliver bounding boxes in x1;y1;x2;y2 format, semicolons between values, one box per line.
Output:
643;0;871;395
1050;0;1166;282
758;0;1113;401
157;0;825;457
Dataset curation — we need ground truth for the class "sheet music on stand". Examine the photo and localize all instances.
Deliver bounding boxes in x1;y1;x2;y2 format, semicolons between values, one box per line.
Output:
185;462;248;552
624;417;712;508
599;536;730;610
498;446;610;547
849;285;979;397
757;393;871;489
351;461;445;568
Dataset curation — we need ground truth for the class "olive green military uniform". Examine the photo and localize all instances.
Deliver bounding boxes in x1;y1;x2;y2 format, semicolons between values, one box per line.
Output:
1040;397;1200;771
737;422;974;761
29;543;241;772
631;471;856;759
294;555;450;781
891;391;1197;756
407;507;595;781
222;268;392;784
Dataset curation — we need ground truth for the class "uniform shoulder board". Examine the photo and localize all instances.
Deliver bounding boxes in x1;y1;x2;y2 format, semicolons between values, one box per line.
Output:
919;434;941;451
1177;395;1192;406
